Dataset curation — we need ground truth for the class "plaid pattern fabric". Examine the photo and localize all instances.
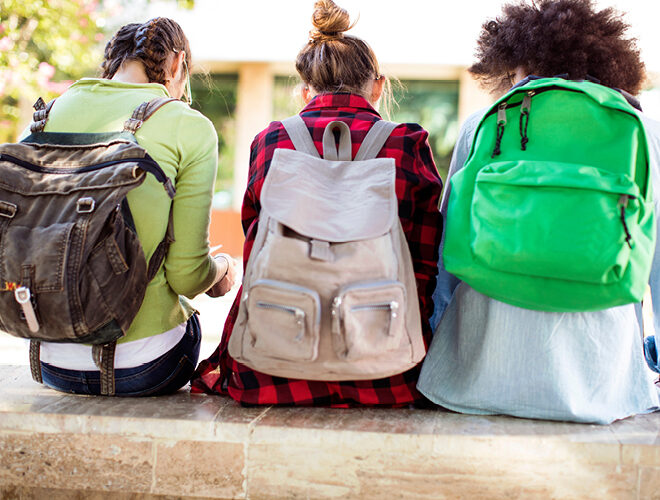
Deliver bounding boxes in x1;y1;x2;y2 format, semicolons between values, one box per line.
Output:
191;93;443;406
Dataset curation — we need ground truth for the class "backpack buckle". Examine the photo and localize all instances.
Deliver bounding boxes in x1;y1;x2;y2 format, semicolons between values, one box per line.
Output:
0;201;17;218
15;286;40;333
77;197;95;214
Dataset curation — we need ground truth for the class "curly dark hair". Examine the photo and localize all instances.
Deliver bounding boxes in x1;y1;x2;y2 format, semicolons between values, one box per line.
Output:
469;0;646;95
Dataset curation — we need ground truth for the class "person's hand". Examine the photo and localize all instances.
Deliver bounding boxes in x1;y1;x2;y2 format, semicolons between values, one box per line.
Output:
206;253;238;297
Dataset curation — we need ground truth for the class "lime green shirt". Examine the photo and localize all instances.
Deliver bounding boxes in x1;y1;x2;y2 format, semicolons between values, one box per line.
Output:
41;78;219;343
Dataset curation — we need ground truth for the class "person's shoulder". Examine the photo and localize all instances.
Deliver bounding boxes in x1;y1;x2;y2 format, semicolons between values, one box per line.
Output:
251;119;287;148
387;121;429;146
157;101;215;131
152;101;218;152
641;113;660;138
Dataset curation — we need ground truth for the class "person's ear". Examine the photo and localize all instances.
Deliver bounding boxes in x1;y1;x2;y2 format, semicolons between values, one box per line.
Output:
370;75;385;105
302;84;313;104
170;50;185;80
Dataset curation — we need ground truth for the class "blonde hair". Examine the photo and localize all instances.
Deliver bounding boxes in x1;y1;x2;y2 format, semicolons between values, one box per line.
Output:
296;0;394;117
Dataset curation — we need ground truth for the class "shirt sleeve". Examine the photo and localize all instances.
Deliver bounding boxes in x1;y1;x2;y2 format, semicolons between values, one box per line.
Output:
163;108;219;298
429;110;482;331
399;125;444;341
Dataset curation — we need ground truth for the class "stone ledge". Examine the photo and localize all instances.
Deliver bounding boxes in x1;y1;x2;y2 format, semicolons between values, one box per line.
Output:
1;364;660;499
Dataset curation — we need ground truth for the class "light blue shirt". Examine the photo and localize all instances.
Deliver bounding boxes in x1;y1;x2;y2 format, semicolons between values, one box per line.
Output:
417;109;660;424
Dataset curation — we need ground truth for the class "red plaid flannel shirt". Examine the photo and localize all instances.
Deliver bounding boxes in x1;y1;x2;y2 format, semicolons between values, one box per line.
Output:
191;93;443;406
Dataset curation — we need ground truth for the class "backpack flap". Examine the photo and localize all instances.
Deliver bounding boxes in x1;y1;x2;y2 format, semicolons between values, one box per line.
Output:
261;148;397;242
0;140;150;195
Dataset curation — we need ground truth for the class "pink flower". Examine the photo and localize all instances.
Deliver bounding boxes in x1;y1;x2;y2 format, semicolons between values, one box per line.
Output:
46;80;73;94
0;37;13;52
38;62;55;79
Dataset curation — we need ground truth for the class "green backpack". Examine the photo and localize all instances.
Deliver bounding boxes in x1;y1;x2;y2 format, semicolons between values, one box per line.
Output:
443;77;656;312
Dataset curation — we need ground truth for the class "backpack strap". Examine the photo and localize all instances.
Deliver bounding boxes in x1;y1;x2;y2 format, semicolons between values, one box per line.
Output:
92;342;117;396
146;202;175;281
30;97;56;134
29;338;118;395
281;115;320;158
29;340;43;384
354;120;399;161
123;97;178;134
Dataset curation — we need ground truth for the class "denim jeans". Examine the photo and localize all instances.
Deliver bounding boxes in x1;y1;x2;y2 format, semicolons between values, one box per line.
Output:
40;314;201;397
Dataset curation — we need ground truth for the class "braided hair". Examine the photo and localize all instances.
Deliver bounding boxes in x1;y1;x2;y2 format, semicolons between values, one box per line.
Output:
101;17;191;86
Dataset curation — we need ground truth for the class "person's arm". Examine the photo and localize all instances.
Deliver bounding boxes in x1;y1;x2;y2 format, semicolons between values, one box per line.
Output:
429;111;482;331
398;125;443;340
640;115;660;334
163;108;220;298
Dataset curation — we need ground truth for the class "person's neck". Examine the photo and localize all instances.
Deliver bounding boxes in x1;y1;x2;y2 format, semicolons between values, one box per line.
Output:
111;60;149;84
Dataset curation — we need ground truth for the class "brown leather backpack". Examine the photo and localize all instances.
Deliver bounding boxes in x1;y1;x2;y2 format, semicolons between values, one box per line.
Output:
0;97;176;395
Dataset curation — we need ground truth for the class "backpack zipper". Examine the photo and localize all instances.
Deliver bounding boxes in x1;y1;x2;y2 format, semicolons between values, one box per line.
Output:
484;85;642;166
255;301;306;342
0;153;160;175
351;300;400;318
250;279;321;330
331;280;404;334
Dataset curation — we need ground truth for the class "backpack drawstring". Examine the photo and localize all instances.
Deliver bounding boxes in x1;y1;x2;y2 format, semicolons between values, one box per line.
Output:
491;102;508;158
519;92;533;150
619;195;633;249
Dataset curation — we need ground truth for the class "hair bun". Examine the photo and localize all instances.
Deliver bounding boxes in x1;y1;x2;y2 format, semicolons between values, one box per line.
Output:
309;0;352;43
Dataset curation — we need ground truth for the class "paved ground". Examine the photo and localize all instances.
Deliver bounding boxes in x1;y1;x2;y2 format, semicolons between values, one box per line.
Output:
0;280;240;366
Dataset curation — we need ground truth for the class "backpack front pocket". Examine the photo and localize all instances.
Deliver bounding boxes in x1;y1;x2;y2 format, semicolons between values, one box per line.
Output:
470;161;641;284
332;280;406;361
246;279;321;362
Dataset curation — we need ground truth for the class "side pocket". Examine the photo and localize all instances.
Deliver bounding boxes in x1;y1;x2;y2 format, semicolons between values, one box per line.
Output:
331;280;406;361
245;279;321;362
85;206;146;334
0;222;77;340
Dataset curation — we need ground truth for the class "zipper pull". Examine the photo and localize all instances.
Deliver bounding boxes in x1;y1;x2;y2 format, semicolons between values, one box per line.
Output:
15;286;39;333
390;301;399;319
618;195;633;249
491;102;508;158
331;296;342;337
519;91;534;150
331;296;342;316
293;308;305;342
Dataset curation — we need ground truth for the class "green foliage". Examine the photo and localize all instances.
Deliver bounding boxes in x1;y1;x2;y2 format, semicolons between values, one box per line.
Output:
392;80;459;180
0;0;105;141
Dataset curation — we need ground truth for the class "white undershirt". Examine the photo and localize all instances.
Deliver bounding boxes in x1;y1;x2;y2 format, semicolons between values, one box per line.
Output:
39;322;187;371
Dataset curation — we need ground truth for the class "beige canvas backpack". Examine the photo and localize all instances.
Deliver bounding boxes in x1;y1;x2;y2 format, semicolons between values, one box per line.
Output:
228;116;425;380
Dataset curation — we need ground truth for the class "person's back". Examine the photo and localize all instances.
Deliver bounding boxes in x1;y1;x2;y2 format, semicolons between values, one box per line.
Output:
418;0;660;424
191;0;443;406
29;18;236;396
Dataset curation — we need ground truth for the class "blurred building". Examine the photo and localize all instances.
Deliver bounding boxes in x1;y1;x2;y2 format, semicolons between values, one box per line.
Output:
137;0;660;254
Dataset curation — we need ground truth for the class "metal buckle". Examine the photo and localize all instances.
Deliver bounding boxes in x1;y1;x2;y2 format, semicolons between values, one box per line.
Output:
76;197;95;214
0;201;17;218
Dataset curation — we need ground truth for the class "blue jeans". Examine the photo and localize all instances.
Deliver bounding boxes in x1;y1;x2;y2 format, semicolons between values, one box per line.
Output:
40;314;201;397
